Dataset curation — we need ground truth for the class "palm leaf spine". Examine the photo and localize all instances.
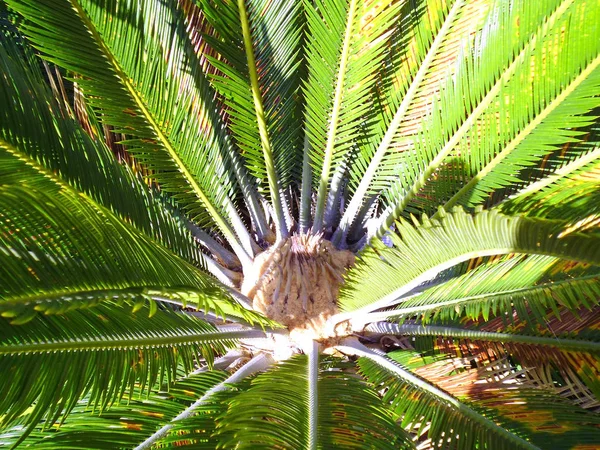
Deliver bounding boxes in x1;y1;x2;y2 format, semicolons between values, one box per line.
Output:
1;329;266;355
186;223;241;268
365;323;600;353
312;0;357;234
336;339;540;450
222;135;272;243
224;197;259;258
332;0;465;246
66;0;252;268
324;164;347;229
133;352;274;450
237;0;289;240
203;255;242;286
440;55;600;213
1;285;203;316
372;0;574;239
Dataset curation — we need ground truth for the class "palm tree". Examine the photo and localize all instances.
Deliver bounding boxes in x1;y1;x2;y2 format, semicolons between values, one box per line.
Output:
1;0;599;448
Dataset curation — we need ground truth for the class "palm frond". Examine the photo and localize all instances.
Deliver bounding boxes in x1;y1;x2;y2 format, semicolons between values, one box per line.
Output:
303;0;401;232
199;0;304;237
0;35;207;268
0;302;258;442
342;341;539;450
371;0;599;239
361;255;600;326
135;352;273;449
356;345;600;449
502;141;600;222
208;354;411;449
334;0;469;242
0;177;259;324
336;208;600;317
179;0;271;242
0;369;230;449
468;388;600;449
5;0;256;264
439;1;600;211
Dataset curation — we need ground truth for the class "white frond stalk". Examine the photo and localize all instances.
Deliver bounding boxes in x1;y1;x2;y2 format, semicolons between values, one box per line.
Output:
202;254;242;287
134;352;274;450
365;322;600;353
225;197;258;260
187;223;241;268
307;339;319;450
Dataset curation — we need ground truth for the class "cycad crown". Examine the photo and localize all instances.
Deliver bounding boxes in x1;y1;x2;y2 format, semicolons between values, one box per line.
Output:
1;0;600;449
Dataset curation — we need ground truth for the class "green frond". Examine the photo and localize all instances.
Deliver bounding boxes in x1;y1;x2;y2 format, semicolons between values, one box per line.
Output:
366;322;600;354
0;369;229;449
365;310;600;411
346;343;539;450
0;301;253;443
337;208;600;315
335;0;468;242
199;0;303;237
440;2;600;211
373;0;600;238
0;174;261;324
202;0;304;187
303;0;401;232
143;355;273;449
352;345;600;449
5;0;254;263
467;388;600;449
502;139;600;222
370;255;600;325
152;381;245;449
209;355;411;449
0;36;205;268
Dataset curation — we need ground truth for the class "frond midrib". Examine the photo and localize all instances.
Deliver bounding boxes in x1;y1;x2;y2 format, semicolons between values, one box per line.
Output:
312;0;357;233
366;323;600;353
237;0;288;239
387;272;600;317
1;328;265;354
